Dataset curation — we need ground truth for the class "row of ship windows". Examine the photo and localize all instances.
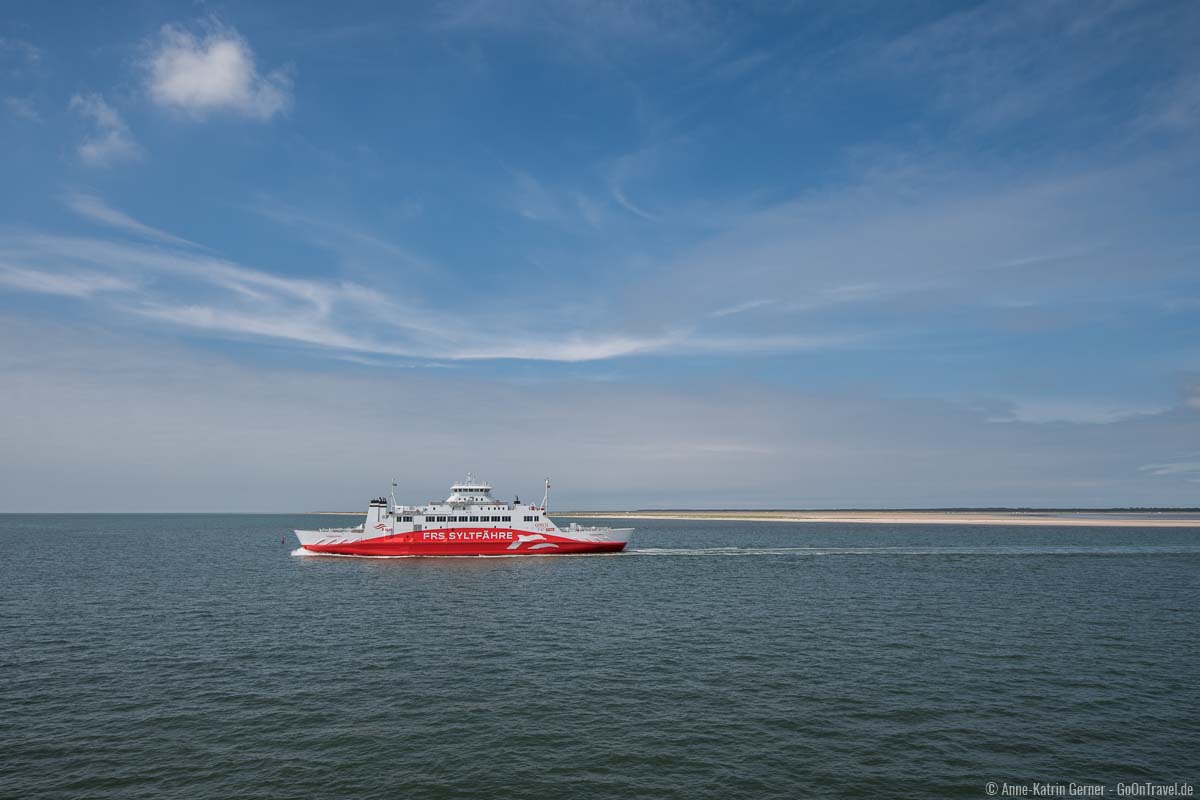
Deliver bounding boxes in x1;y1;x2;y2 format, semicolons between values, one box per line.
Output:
397;515;517;523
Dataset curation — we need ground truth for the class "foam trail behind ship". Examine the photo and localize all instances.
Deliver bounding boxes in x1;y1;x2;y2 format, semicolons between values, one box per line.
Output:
628;545;1200;557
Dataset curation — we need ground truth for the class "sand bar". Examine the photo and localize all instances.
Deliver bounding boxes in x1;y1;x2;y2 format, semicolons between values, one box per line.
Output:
551;511;1200;527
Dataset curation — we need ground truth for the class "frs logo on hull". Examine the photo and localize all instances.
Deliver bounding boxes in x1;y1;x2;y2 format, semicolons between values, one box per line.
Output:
507;533;559;551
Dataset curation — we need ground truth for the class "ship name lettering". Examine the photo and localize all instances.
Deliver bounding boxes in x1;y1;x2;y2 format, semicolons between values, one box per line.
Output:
447;530;513;541
422;530;514;541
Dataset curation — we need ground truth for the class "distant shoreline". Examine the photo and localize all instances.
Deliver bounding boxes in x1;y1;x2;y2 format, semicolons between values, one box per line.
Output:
305;509;1200;527
550;510;1200;527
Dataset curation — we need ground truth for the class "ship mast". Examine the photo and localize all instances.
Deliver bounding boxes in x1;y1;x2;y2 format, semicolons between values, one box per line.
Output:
390;478;398;512
541;477;551;512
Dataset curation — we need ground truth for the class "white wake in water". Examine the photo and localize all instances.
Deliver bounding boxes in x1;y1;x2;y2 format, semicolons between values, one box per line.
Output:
628;545;1200;557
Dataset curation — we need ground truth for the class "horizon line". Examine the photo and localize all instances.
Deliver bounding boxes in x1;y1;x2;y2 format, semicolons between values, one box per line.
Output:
2;507;1198;515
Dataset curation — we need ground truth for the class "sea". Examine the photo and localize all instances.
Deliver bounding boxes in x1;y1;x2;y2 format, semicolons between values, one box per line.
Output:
2;515;1198;799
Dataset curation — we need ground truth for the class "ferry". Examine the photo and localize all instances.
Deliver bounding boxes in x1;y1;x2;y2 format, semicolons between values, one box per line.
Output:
293;475;634;557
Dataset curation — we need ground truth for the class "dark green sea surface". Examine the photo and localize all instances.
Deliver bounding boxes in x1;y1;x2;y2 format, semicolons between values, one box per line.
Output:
2;515;1198;799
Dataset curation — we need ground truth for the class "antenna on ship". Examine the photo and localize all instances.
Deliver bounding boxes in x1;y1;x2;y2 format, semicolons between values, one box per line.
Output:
390;478;398;512
541;477;551;512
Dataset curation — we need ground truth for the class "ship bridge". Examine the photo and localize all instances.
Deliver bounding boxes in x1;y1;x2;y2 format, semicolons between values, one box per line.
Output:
447;473;494;503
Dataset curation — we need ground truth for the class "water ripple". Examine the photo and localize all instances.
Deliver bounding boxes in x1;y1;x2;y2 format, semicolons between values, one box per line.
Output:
2;514;1198;799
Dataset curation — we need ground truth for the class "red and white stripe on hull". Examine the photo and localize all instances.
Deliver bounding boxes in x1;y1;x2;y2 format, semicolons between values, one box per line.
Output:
297;527;631;557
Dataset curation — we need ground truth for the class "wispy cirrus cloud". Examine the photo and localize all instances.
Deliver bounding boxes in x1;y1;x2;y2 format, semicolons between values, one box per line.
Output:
497;169;618;232
146;20;291;120
250;200;435;273
629;147;1200;334
65;193;204;249
867;0;1200;138
20;140;1197;367
0;198;856;363
1000;399;1166;425
68;93;142;167
1139;457;1200;481
0;264;135;297
133;303;383;352
435;0;720;59
708;299;773;318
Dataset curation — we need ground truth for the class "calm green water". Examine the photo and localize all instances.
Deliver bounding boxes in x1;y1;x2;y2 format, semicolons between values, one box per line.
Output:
2;515;1198;799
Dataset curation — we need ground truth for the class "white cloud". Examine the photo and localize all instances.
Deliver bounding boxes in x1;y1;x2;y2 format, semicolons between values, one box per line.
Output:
1139;459;1200;478
131;301;715;362
495;169;616;231
508;170;576;223
0;264;134;297
708;299;773;318
1001;399;1165;425
133;303;393;354
671;333;863;354
65;193;202;249
607;149;661;221
0;36;42;69
147;22;291;120
68;94;142;167
4;96;41;122
445;332;676;361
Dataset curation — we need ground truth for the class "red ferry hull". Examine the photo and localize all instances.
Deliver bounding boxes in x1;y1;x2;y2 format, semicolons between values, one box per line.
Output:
300;527;628;557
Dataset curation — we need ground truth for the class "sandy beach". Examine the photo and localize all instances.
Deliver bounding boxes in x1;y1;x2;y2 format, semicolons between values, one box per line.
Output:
551;510;1200;527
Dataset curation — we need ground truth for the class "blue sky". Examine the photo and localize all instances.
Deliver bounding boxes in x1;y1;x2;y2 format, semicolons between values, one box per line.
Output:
1;1;1199;510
